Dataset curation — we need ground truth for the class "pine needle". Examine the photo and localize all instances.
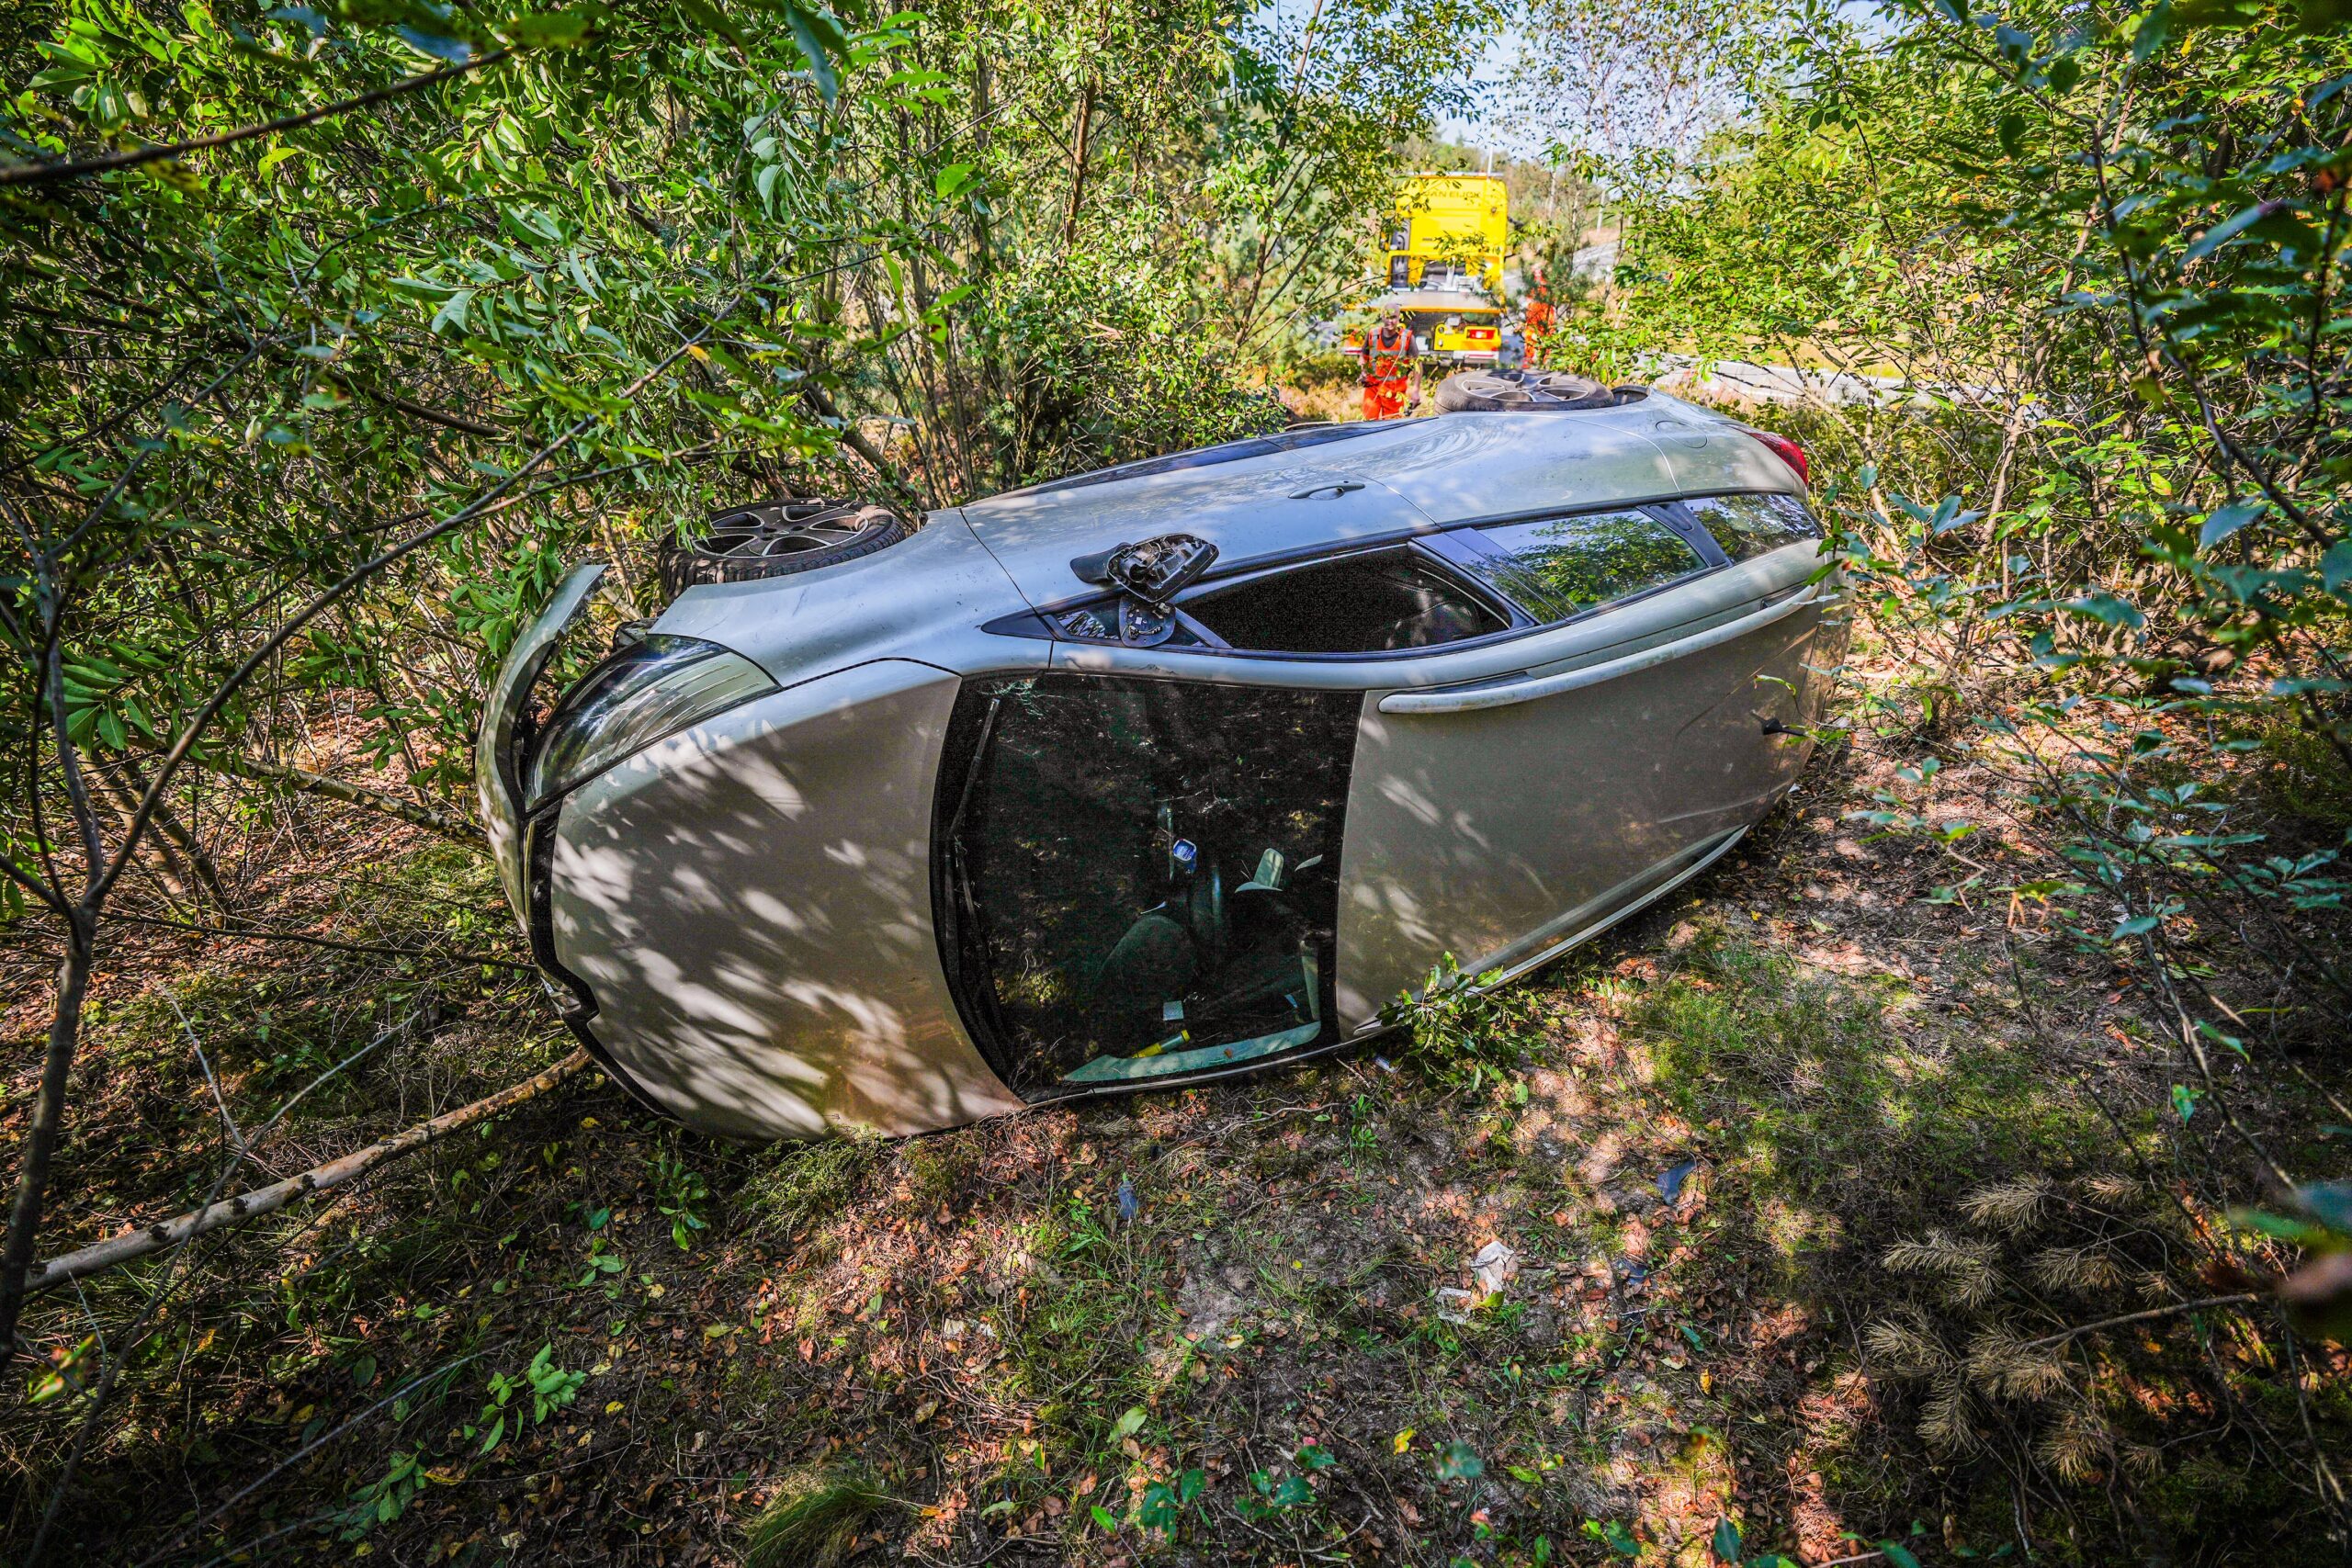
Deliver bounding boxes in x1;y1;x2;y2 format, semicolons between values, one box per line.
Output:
742;1467;897;1568
1961;1176;2052;1233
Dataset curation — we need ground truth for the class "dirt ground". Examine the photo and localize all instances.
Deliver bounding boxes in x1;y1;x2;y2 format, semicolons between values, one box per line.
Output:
4;634;2344;1566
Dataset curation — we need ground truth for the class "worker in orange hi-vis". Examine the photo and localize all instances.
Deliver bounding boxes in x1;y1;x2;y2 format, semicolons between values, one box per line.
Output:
1359;309;1416;420
1522;263;1555;367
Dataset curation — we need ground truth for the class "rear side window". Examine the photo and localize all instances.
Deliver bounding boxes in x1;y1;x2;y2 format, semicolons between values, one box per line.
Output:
1447;510;1704;624
1183;549;1508;654
1683;492;1823;561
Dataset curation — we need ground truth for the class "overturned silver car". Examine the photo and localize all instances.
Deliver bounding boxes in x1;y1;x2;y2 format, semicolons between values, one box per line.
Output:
479;374;1846;1140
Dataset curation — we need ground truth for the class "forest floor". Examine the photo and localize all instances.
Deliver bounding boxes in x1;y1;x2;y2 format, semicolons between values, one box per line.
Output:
4;629;2344;1567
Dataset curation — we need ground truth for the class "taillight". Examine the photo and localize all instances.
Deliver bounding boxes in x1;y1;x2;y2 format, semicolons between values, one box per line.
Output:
1744;427;1808;487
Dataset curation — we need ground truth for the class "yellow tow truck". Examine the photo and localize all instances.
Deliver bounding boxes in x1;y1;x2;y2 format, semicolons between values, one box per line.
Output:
1343;172;1509;367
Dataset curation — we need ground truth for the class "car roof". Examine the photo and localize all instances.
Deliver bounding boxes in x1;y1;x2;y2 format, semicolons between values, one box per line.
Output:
956;393;1800;609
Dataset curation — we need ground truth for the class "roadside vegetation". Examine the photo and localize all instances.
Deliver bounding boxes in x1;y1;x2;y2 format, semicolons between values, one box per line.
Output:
3;0;2347;1562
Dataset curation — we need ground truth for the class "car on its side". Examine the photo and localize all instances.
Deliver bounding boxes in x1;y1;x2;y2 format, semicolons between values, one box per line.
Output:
478;370;1845;1140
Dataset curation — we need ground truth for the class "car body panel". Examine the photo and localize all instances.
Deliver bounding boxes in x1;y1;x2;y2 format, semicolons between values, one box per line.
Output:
1339;407;1681;525
961;456;1443;610
961;397;1797;615
649;511;1044;691
1044;536;1841;1033
1336;550;1839;1022
545;657;1025;1140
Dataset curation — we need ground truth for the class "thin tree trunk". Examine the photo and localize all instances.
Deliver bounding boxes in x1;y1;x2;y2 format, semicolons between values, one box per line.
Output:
26;1049;592;1294
116;754;224;904
0;918;93;1352
971;49;994;278
93;767;198;909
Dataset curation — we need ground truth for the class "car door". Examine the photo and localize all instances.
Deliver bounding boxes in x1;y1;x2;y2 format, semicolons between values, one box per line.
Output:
936;536;1532;1098
1335;506;1838;1025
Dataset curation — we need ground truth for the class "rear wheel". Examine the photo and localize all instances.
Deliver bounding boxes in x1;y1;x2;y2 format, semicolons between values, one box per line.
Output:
1432;368;1621;412
657;496;910;598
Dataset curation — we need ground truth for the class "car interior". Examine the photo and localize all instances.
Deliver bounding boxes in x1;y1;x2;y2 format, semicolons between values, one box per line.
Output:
1179;548;1510;653
938;675;1359;1094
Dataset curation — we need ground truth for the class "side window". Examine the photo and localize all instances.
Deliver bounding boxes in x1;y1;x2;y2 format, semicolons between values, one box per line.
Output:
938;675;1354;1095
1182;548;1509;654
1446;510;1705;624
1682;491;1824;562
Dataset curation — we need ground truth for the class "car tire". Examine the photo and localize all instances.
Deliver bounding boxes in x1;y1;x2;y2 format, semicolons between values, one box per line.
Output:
657;496;910;598
1431;368;1620;412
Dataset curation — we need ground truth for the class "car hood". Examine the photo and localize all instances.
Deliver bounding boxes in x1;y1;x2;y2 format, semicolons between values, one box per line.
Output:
956;398;1796;609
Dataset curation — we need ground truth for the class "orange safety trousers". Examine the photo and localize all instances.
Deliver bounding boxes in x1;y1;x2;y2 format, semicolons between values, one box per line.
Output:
1363;378;1410;420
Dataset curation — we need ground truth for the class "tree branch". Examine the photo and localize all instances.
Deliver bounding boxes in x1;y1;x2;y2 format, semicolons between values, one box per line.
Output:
191;751;483;846
2022;1292;2265;1350
107;910;532;971
0;51;511;189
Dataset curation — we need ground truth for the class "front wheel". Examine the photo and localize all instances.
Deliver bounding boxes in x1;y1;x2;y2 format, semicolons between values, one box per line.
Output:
657;496;910;599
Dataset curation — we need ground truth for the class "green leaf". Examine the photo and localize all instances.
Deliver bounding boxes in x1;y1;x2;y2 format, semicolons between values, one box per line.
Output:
2064;591;2143;629
933;162;975;198
2321;542;2352;596
2172;1083;2203;1122
2291;1179;2352;1234
2198;499;2264;549
1713;1517;1744;1562
1089;1503;1118;1531
430;288;475;335
1881;1543;1924;1568
503;4;605;47
1435;1439;1483;1482
782;4;847;103
1110;1404;1147;1441
1582;1517;1640;1556
675;0;750;51
395;26;476;62
2186;200;2287;263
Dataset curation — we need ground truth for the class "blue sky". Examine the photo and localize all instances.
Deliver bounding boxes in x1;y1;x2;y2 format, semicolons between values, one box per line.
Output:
1434;23;1532;154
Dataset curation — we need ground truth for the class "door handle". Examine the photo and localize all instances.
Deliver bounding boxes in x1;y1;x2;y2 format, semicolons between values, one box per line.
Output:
1376;583;1823;716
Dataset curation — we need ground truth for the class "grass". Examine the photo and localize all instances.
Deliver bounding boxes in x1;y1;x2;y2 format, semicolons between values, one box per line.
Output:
1632;931;2107;1223
8;708;2346;1565
742;1466;897;1568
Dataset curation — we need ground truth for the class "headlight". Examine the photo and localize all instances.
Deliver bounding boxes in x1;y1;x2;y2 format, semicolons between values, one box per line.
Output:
526;634;777;808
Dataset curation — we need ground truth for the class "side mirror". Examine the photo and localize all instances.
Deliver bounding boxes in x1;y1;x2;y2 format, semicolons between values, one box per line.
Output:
1069;534;1218;609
